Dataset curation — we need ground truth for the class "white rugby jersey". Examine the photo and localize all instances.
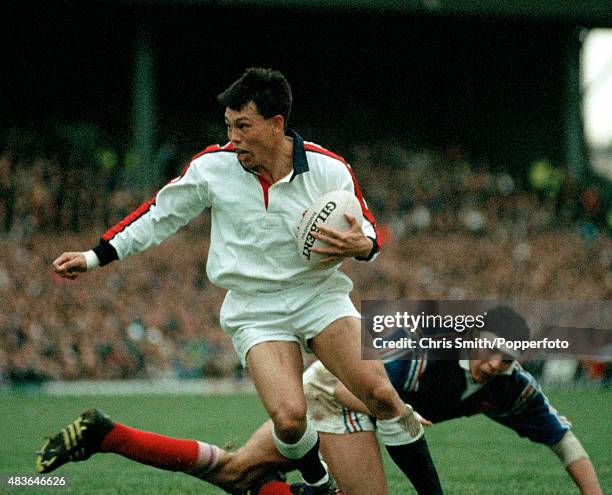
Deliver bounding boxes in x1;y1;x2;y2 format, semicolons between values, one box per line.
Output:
92;130;380;294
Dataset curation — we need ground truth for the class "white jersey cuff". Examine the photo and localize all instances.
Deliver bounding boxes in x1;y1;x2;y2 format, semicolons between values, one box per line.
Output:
83;250;100;271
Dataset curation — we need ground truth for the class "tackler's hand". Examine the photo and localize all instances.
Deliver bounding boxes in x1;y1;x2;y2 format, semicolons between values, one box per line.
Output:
414;411;433;427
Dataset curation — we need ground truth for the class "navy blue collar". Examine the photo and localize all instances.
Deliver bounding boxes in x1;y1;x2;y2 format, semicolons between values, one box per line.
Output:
238;128;309;180
287;129;309;180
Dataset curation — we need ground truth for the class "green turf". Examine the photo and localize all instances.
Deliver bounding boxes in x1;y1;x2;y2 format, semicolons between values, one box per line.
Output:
1;388;610;494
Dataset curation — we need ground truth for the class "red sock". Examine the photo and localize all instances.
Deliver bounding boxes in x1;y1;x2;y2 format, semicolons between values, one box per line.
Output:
99;422;214;472
258;481;292;495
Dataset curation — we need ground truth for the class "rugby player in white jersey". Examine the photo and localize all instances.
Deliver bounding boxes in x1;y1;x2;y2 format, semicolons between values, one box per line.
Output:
51;68;442;494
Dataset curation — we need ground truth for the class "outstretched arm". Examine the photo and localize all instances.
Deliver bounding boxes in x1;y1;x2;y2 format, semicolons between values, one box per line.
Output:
550;431;603;495
333;380;433;427
566;458;602;495
52;159;210;277
333;378;372;415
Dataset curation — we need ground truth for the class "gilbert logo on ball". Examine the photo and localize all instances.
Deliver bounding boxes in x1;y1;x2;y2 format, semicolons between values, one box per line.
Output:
296;189;362;267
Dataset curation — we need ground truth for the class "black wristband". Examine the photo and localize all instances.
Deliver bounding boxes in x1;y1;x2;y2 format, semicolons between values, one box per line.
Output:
355;236;378;261
92;239;119;266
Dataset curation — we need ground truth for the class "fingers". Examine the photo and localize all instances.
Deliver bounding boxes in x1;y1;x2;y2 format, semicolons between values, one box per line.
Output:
311;214;367;264
316;214;362;244
312;232;343;250
59;271;80;280
312;245;344;257
413;410;433;427
316;215;360;238
52;253;74;270
312;224;356;249
52;252;86;279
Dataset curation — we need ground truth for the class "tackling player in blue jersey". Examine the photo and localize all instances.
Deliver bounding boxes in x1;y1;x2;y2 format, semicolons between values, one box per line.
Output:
308;305;603;494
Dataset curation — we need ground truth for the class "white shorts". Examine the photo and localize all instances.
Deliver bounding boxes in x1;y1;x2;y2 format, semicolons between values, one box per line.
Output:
220;272;361;367
303;360;375;434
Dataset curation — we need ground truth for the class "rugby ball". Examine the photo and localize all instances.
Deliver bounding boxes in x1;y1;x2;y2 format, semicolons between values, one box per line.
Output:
296;189;363;267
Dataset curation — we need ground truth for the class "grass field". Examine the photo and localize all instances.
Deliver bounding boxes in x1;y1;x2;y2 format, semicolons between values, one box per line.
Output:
1;388;610;494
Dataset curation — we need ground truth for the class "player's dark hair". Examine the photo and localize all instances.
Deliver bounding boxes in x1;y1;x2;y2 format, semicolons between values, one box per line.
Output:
482;305;530;343
217;67;292;125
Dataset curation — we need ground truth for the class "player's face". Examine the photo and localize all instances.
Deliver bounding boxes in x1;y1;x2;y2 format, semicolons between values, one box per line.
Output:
469;354;514;383
224;102;278;169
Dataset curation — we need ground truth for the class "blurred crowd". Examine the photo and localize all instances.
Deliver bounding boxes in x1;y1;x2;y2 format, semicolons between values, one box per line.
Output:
0;129;610;385
354;144;610;241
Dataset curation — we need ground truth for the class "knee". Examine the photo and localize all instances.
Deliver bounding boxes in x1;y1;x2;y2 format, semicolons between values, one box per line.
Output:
270;402;308;440
362;382;400;416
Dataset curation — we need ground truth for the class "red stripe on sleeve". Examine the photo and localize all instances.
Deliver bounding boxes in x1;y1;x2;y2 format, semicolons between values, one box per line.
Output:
102;198;156;241
343;163;381;250
101;144;233;242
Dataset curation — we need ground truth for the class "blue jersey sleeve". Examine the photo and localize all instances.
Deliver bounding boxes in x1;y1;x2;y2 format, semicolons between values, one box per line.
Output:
384;359;412;394
485;368;570;446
